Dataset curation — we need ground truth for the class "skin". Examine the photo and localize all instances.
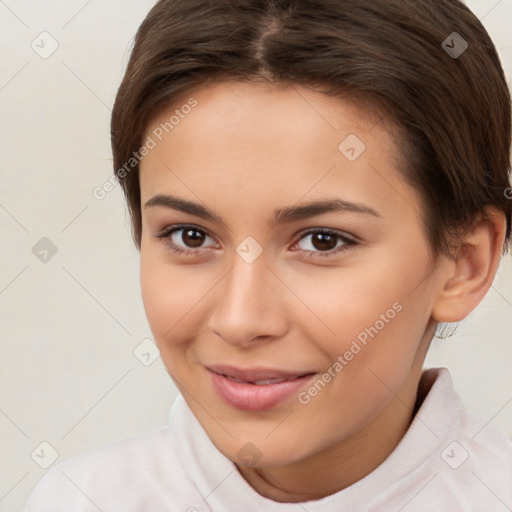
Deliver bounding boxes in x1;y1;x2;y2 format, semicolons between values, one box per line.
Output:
138;80;506;502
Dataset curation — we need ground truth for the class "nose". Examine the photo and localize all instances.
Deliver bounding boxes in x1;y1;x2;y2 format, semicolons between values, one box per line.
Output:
207;248;288;348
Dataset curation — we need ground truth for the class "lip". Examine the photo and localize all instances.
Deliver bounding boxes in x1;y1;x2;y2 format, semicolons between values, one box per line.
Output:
207;365;316;411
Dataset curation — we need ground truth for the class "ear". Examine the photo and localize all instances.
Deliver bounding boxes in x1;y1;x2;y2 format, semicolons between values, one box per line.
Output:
431;208;507;323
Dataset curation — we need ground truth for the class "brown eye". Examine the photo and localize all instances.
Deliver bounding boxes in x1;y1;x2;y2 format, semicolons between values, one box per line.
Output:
180;228;206;248
310;232;338;251
156;225;217;255
293;228;357;258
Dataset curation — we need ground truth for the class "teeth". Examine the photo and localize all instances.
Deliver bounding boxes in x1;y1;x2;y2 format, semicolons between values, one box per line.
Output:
224;375;289;385
225;375;246;383
253;378;287;385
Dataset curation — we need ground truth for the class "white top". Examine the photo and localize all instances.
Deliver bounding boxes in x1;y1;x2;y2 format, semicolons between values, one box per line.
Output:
24;367;512;512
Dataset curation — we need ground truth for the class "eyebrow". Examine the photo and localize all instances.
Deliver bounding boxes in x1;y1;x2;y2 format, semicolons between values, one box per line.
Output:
144;194;382;226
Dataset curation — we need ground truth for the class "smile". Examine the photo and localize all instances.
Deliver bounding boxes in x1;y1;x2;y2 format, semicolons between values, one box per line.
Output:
206;365;316;411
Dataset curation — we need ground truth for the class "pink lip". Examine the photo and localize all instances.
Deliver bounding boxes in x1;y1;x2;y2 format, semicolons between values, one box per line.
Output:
207;365;316;411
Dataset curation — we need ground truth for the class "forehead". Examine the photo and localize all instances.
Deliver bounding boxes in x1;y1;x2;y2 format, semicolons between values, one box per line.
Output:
146;80;387;142
139;80;422;224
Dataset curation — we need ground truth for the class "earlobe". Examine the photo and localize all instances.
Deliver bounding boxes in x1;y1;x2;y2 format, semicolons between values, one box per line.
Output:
431;209;507;323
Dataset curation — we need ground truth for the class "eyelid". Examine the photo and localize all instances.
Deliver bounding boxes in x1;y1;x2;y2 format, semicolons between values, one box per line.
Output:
295;226;358;244
155;224;358;257
290;227;358;258
155;224;218;251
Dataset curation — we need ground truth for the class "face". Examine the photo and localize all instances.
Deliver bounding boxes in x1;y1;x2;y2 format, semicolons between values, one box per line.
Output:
138;80;446;468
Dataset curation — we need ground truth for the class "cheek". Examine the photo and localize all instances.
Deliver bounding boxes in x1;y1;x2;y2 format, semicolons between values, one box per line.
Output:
140;249;189;343
297;284;429;426
286;256;407;350
139;248;217;350
290;253;430;386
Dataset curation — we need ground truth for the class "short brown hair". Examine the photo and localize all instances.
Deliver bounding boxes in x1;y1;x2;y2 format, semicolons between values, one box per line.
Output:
111;0;512;260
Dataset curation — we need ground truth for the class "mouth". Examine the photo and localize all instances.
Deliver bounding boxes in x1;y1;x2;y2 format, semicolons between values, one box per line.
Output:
206;364;316;411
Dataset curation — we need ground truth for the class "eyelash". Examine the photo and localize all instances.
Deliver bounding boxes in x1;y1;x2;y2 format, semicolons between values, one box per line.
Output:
155;224;358;259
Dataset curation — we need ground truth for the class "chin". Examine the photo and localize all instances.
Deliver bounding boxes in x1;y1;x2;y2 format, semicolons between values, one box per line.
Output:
206;427;315;469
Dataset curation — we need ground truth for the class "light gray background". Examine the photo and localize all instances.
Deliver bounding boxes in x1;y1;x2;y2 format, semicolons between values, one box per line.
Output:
1;1;511;510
